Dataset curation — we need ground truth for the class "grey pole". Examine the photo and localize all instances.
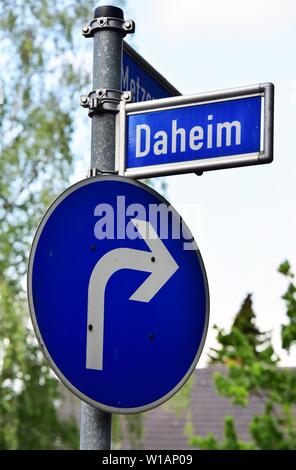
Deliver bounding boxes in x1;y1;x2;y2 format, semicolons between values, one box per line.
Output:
80;401;112;450
79;5;134;450
91;7;122;171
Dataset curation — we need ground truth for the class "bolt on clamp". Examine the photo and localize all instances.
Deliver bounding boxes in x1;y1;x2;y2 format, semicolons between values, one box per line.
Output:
86;168;118;178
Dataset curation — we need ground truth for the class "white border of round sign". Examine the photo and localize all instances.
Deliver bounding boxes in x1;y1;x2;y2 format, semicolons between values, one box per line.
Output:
27;176;210;414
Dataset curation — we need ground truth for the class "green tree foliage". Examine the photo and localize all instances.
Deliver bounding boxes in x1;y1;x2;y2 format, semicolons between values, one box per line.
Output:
0;1;94;283
279;261;296;351
0;282;78;449
209;294;271;364
0;0;136;449
191;416;254;450
190;269;296;450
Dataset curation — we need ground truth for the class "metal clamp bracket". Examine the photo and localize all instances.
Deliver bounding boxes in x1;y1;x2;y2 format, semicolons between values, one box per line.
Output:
87;168;118;178
80;89;133;117
82;17;135;38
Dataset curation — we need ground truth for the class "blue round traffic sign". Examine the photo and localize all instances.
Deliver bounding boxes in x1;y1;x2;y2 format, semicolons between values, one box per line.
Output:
28;176;209;413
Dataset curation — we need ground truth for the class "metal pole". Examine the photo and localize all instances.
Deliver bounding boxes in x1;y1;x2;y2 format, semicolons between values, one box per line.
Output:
80;4;131;450
91;6;124;172
80;401;112;450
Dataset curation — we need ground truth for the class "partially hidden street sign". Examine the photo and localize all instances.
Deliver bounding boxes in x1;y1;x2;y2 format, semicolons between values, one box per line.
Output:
122;41;181;102
28;176;209;414
117;83;274;179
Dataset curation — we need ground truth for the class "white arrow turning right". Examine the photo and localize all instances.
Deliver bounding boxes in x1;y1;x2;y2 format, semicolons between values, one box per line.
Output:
86;219;179;371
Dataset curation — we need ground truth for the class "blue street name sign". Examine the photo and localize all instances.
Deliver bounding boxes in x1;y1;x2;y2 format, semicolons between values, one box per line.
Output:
122;42;181;102
117;83;274;179
28;177;209;414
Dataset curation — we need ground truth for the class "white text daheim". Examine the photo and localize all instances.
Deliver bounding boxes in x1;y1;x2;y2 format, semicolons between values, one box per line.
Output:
135;115;241;158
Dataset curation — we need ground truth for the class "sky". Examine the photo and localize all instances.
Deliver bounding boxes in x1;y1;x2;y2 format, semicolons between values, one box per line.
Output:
73;0;296;366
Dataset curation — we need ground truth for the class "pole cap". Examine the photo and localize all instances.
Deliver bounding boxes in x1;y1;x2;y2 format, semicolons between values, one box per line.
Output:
94;5;124;19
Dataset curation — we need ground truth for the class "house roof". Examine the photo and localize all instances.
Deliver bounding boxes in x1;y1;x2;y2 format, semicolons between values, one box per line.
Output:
141;365;264;450
60;365;267;450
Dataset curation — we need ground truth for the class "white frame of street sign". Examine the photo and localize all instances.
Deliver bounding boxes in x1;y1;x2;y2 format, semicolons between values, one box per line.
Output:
27;175;210;414
116;82;274;179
